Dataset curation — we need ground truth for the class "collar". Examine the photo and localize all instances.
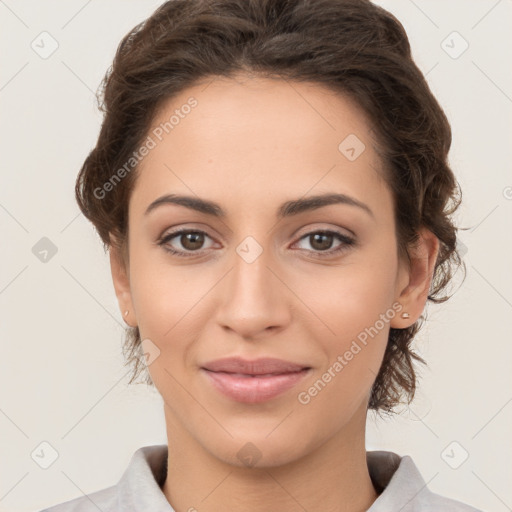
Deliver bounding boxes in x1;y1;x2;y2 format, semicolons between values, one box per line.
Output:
114;444;442;511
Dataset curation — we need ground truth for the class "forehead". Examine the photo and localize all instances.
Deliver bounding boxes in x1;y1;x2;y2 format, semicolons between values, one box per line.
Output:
131;74;390;219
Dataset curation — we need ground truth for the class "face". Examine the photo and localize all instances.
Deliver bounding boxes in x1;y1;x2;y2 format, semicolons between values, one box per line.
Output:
111;74;437;468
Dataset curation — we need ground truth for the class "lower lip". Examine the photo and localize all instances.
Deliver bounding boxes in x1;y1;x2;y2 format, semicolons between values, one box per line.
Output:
201;368;311;403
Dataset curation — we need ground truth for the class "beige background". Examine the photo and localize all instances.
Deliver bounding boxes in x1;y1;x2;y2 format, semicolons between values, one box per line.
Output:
1;1;511;511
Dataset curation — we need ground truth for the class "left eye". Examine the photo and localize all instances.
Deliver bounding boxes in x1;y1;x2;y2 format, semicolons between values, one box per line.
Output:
293;230;355;256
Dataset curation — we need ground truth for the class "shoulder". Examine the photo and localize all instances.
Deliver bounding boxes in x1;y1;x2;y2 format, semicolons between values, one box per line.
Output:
37;485;117;512
424;489;484;512
36;444;170;512
367;451;485;512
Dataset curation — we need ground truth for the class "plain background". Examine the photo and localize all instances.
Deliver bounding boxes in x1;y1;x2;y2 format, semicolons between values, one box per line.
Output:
1;1;511;511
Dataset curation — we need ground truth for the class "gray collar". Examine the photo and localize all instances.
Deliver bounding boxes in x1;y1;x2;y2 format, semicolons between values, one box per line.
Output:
113;445;479;512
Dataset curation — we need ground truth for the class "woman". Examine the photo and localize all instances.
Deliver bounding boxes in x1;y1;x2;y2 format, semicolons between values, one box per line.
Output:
40;0;483;510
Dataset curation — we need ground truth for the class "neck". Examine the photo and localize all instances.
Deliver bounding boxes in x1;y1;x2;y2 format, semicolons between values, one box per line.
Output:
162;402;379;512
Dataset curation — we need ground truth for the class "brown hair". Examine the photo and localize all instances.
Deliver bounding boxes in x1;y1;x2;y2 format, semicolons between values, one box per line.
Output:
75;0;464;414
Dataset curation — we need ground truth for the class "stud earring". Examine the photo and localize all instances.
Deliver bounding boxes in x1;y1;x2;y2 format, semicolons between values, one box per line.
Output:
401;312;410;319
124;310;129;316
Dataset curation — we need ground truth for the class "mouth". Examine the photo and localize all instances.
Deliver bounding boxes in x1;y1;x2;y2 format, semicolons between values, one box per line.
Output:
200;357;311;403
201;356;310;375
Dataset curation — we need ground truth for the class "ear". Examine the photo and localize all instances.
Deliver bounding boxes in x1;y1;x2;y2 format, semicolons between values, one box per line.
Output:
109;239;136;327
391;227;440;329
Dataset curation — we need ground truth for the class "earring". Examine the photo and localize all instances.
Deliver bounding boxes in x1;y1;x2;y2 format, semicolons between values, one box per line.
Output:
401;312;410;319
124;310;129;316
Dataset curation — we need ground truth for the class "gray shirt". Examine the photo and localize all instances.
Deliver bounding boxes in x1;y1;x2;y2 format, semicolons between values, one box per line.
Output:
38;444;484;512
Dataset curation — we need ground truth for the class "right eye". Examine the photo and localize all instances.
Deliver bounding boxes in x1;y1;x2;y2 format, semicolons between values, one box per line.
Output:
158;229;216;257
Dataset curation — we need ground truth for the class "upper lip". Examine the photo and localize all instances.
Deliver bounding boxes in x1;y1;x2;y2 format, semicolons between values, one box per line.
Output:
201;357;310;375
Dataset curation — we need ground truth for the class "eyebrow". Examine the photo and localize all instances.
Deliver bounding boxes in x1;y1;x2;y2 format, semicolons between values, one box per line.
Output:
144;192;374;219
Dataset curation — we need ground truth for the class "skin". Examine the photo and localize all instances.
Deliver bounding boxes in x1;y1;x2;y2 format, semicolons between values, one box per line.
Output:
110;74;439;512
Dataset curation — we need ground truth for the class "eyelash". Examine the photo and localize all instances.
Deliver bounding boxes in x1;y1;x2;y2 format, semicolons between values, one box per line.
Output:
157;228;356;259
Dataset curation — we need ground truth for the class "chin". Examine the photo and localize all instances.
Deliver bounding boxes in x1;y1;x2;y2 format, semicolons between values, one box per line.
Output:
197;426;315;470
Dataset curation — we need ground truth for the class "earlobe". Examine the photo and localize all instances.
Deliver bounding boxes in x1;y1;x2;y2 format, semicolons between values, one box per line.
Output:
391;228;440;329
109;242;135;326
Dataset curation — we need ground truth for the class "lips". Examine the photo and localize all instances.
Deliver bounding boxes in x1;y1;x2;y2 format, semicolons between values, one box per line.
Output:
201;357;311;403
201;357;310;375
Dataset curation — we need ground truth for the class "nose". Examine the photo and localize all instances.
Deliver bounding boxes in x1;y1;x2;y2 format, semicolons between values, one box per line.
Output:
214;240;291;340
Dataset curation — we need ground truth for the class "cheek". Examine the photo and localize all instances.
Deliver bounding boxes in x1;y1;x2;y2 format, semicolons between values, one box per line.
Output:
291;250;398;400
292;249;399;340
128;240;206;338
294;277;394;432
127;245;223;397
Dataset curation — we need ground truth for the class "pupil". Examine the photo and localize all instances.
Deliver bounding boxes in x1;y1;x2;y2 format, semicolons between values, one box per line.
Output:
184;232;203;249
312;233;332;250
